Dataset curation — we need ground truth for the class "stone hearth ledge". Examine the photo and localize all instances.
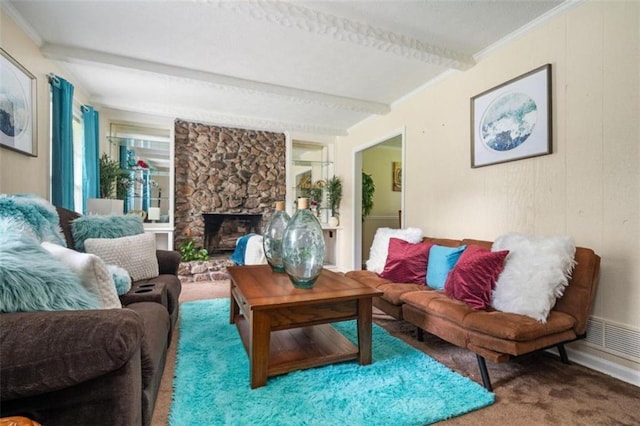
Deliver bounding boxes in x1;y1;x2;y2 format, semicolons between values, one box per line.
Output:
178;257;235;283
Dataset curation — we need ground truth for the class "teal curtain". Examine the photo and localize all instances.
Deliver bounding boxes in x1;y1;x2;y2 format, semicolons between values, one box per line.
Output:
81;105;99;214
50;75;75;210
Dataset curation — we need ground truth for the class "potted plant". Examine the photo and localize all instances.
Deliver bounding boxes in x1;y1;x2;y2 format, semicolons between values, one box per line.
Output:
325;176;342;227
99;154;129;198
88;154;129;215
362;172;375;222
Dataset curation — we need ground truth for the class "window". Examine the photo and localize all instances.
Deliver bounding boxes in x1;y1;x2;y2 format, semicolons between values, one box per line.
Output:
72;111;83;212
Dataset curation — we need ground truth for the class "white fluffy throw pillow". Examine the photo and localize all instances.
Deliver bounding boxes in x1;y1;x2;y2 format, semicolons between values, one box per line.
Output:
85;232;159;282
41;241;121;309
491;233;576;322
366;227;423;273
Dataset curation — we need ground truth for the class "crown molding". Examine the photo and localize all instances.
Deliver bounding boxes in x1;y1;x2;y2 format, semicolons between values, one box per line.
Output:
219;0;475;70
1;0;43;46
41;43;389;116
474;0;583;61
92;96;347;136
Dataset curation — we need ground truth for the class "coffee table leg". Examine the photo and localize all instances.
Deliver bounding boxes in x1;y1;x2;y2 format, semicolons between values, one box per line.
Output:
357;298;373;365
250;310;271;388
230;295;239;325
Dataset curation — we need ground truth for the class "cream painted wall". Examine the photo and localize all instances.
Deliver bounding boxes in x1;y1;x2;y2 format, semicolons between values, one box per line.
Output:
336;0;639;341
0;9;89;197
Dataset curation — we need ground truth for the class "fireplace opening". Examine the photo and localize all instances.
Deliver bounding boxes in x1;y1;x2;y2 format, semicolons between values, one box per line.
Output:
203;213;263;253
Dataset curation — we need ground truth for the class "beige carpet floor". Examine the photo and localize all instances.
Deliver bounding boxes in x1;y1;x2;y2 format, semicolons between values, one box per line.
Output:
152;280;639;425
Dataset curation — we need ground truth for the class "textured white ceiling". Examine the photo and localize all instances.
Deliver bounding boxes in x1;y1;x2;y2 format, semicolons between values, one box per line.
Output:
5;0;566;136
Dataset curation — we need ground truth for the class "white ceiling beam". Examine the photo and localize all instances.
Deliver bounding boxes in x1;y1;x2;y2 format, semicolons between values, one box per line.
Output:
219;1;475;70
40;43;390;116
91;96;348;137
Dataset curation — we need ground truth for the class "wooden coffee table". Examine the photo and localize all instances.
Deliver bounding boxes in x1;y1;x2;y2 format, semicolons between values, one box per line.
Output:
228;265;383;388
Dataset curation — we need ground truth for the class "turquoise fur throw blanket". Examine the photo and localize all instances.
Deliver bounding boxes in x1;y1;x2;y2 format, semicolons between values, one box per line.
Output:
0;194;66;246
230;233;256;265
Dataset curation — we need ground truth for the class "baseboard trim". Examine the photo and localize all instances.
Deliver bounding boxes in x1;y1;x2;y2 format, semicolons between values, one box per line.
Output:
563;347;640;388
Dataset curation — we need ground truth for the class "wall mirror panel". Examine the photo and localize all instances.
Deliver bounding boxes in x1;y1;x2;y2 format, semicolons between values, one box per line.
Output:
108;123;173;225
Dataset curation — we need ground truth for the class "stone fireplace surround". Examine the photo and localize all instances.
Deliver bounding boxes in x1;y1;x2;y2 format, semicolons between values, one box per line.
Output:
174;119;286;252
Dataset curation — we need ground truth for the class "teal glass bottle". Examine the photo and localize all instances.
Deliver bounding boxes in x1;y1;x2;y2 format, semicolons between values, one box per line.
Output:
263;201;290;272
282;198;325;288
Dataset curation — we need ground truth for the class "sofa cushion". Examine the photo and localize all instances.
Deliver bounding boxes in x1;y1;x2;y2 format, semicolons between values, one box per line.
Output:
345;270;393;289
41;242;121;309
444;245;509;310
464;309;576;342
401;290;475;325
0;218;100;313
491;233;576;323
377;283;427;305
71;214;144;252
85;233;159;281
0;308;143;399
366;227;423;273
380;238;432;283
426;244;466;290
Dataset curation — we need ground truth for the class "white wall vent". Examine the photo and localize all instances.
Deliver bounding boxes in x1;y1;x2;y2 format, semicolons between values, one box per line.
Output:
585;317;640;363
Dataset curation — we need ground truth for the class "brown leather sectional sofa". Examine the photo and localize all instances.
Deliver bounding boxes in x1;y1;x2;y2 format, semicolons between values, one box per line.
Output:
0;207;182;425
346;236;601;390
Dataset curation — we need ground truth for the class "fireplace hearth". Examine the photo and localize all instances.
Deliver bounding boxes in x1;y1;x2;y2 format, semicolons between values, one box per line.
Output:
203;213;263;253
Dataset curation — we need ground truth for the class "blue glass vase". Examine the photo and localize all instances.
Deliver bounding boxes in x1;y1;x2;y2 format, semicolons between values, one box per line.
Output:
263;201;290;273
282;198;325;289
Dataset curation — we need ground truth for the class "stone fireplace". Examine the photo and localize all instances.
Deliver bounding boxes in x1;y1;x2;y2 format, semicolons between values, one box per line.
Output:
202;213;263;253
174;120;286;251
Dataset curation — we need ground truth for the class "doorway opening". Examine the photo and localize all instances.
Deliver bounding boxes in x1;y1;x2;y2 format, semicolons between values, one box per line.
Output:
352;129;405;270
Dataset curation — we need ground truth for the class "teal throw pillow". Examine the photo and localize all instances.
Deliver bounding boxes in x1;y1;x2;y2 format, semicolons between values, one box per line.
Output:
71;214;144;252
426;244;467;290
107;263;132;295
0;218;100;312
0;193;66;246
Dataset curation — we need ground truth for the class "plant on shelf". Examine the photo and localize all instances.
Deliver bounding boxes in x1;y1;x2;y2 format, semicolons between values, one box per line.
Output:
99;153;130;199
306;182;325;208
179;239;210;262
362;171;375;221
326;176;342;218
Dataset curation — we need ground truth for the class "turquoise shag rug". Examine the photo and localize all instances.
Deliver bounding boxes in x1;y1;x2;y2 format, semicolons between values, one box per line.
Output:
169;299;494;425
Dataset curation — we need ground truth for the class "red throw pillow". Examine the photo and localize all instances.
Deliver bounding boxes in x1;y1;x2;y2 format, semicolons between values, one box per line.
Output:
379;238;433;284
444;245;509;310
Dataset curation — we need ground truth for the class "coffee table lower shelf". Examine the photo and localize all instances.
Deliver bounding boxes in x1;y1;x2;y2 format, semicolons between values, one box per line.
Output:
234;314;359;377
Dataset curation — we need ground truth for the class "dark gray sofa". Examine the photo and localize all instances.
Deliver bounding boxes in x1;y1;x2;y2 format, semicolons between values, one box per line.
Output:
0;207;182;425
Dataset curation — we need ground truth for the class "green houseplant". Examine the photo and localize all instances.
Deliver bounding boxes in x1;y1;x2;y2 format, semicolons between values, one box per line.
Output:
325;176;342;226
362;172;375;221
179;239;210;262
99;153;130;199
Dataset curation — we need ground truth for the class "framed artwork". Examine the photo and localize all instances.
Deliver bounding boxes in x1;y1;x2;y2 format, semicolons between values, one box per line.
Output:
392;161;402;192
0;48;38;157
471;64;551;168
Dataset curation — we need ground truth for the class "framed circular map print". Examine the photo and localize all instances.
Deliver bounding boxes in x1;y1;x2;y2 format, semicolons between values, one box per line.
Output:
471;64;551;168
1;48;37;157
